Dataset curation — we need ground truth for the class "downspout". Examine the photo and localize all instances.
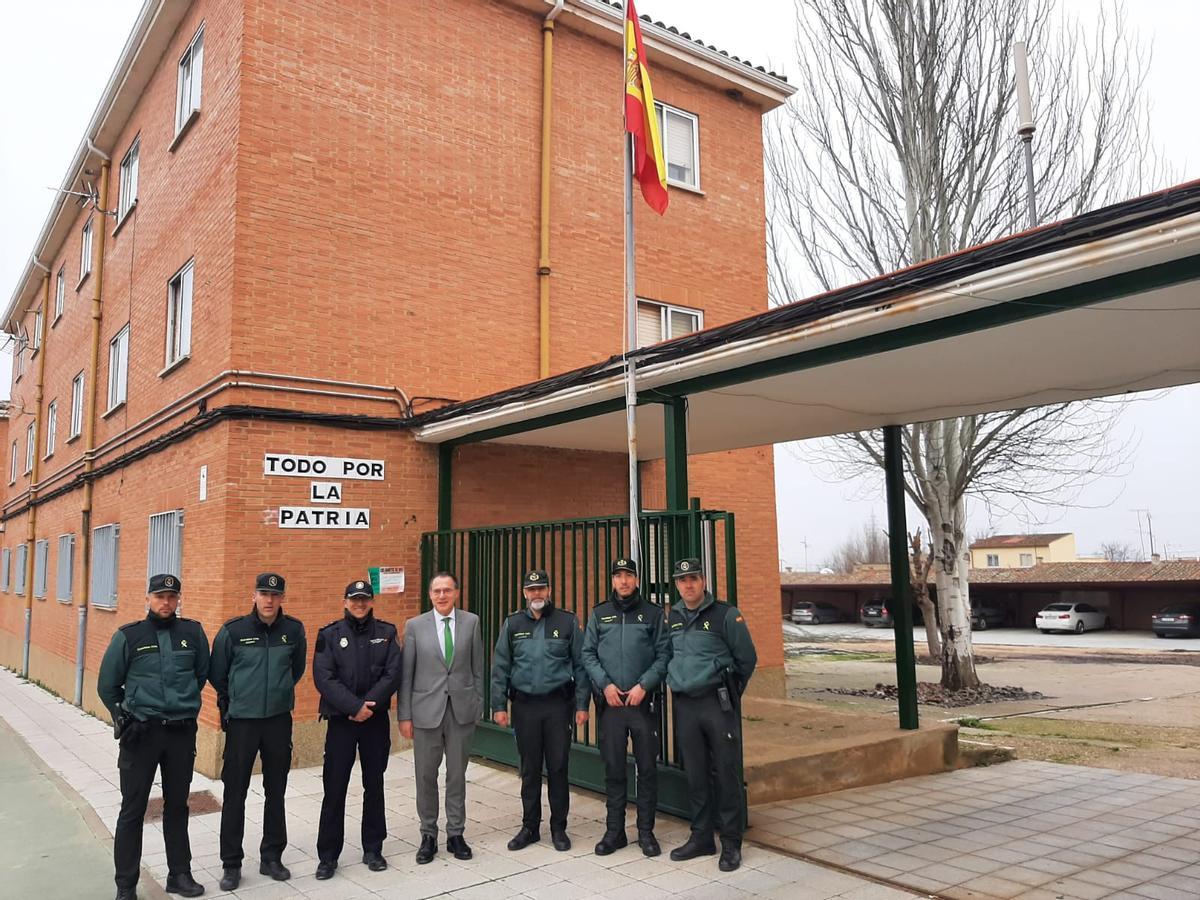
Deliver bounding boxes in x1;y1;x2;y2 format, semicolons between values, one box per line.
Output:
538;0;564;378
75;159;110;707
21;271;51;677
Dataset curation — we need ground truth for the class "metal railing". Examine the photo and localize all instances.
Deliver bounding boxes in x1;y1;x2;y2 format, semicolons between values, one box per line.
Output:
419;506;737;816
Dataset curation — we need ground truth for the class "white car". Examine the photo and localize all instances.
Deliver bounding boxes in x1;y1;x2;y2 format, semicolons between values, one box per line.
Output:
1035;602;1108;634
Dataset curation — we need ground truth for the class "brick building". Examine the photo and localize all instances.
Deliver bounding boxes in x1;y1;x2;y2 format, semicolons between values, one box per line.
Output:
0;0;792;772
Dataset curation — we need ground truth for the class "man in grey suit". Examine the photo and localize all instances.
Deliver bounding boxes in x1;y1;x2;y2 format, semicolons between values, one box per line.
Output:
398;571;484;865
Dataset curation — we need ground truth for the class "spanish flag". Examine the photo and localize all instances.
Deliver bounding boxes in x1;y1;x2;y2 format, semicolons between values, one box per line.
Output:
624;0;669;215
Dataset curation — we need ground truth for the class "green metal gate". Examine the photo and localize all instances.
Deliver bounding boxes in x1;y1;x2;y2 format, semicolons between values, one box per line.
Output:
419;506;737;818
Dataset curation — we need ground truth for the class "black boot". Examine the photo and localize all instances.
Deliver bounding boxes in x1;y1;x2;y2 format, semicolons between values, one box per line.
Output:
259;859;290;881
314;860;337;880
416;835;437;864
669;834;717;861
218;868;239;891
363;850;388;872
594;830;628;856
551;829;571;851
507;826;540;851
447;835;473;860
115;888;137;900
164;872;205;897
719;841;742;872
637;830;661;857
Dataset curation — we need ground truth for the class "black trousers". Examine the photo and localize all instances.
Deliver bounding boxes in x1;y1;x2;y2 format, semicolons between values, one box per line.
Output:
597;700;660;832
673;691;744;844
220;713;293;868
113;720;197;891
511;693;573;832
316;712;391;863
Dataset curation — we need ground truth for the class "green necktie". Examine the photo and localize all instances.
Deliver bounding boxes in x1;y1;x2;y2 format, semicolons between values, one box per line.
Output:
443;617;454;666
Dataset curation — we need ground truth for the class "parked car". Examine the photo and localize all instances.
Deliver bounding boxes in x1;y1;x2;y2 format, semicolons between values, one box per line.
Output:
970;599;1009;631
861;599;926;627
1151;603;1200;638
791;601;847;625
1035;602;1107;634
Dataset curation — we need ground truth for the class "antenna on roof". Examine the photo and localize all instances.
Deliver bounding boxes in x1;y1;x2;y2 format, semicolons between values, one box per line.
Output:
1013;40;1039;229
45;180;116;218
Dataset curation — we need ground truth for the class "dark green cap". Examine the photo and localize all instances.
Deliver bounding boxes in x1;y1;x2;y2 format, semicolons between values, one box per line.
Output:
671;558;703;579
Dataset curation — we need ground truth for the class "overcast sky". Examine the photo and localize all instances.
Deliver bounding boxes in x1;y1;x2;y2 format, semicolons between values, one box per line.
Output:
1;1;1196;567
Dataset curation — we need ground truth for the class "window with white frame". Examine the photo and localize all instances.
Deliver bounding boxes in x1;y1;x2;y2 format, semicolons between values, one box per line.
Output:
24;423;34;474
165;260;194;367
636;299;702;348
654;102;700;190
107;324;130;411
56;534;75;602
175;25;205;135
14;544;27;595
1019;553;1034;567
80;219;93;282
1;547;9;592
33;308;42;352
33;539;49;599
117;138;140;221
90;524;120;609
147;510;184;580
55;268;65;321
14;341;24;379
9;441;17;484
44;400;57;458
986;553;1000;567
70;372;85;439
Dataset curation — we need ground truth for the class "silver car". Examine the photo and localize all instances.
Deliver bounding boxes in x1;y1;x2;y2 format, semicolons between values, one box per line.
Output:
1035;602;1107;634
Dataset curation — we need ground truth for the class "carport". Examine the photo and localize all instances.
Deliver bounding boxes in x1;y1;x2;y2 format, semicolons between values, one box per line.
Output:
414;181;1200;728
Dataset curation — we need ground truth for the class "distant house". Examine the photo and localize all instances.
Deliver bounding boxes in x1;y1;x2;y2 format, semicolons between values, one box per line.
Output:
969;533;1078;569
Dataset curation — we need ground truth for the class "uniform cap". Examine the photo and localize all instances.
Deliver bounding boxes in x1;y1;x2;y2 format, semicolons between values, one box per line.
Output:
148;573;182;594
522;569;549;589
256;572;286;594
611;557;638;575
345;580;374;599
671;558;704;579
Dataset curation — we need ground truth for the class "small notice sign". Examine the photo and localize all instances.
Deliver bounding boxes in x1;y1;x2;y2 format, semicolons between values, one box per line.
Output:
278;507;370;529
369;566;405;595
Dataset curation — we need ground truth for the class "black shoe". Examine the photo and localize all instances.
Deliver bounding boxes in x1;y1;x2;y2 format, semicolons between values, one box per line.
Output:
594;830;628;856
314;861;337;880
259;859;290;881
507;826;540;851
669;835;717;861
416;835;438;865
363;850;388;872
551;829;571;852
115;888;137;900
447;835;472;860
638;830;661;857
164;872;205;897
218;867;240;891
719;843;742;872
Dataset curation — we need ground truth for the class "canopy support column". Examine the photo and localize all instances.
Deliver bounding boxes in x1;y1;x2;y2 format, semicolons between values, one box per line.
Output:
884;425;920;730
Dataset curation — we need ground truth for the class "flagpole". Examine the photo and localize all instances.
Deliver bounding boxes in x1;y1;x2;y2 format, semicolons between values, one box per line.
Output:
622;2;641;569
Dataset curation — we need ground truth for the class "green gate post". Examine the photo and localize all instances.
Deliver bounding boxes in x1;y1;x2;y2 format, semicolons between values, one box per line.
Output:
883;425;920;730
438;443;453;570
664;399;689;511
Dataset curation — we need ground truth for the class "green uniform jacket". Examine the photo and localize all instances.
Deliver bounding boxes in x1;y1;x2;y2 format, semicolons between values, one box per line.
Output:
209;608;307;720
581;589;669;693
491;604;590;712
97;613;210;722
665;592;757;698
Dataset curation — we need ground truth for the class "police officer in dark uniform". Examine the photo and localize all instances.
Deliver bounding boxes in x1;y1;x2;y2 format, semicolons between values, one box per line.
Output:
312;579;403;881
582;557;669;857
209;573;307;891
491;569;590;852
97;574;210;900
665;558;757;872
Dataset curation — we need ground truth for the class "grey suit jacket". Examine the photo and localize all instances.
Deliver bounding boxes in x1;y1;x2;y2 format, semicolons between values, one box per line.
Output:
398;608;484;729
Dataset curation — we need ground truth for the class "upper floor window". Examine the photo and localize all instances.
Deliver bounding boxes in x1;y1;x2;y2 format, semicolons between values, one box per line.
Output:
80;219;94;283
1019;553;1034;567
165;260;194;368
654;102;700;190
175;25;205;136
636;299;702;348
107;324;130;412
45;400;57;459
54;268;65;321
986;554;1000;567
117;138;140;222
32;308;42;352
70;372;85;440
9;441;17;485
24;423;35;474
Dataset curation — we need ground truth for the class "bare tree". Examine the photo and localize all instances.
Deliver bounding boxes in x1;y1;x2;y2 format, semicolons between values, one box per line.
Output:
1100;541;1138;562
823;515;890;573
768;0;1153;689
909;531;940;659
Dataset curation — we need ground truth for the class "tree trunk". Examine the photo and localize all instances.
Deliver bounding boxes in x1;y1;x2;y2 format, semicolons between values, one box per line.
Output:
909;531;942;659
917;595;941;659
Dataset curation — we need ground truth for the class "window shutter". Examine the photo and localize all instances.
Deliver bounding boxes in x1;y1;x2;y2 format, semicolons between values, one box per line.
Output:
668;309;699;340
664;110;696;185
57;535;75;602
637;303;663;347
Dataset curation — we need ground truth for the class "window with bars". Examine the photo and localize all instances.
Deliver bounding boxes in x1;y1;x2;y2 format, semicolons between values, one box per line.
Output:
33;540;49;599
148;510;184;581
654;102;700;190
1;548;10;592
118;138;140;221
57;534;75;602
91;524;120;609
175;25;205;135
14;543;28;595
636;299;703;348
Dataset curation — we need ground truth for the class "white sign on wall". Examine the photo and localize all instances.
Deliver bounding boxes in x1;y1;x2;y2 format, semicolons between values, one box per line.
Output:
278;507;371;529
264;453;385;481
310;481;343;504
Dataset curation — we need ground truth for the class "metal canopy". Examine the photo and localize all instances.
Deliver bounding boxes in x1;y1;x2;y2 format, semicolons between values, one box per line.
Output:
415;186;1200;453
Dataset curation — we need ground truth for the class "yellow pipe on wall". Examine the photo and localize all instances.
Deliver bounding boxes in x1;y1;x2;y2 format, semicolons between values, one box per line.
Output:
538;2;564;378
20;273;52;675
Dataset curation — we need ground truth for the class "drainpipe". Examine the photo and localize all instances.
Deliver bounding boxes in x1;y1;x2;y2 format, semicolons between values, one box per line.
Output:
21;272;51;677
75;159;110;706
538;0;564;378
